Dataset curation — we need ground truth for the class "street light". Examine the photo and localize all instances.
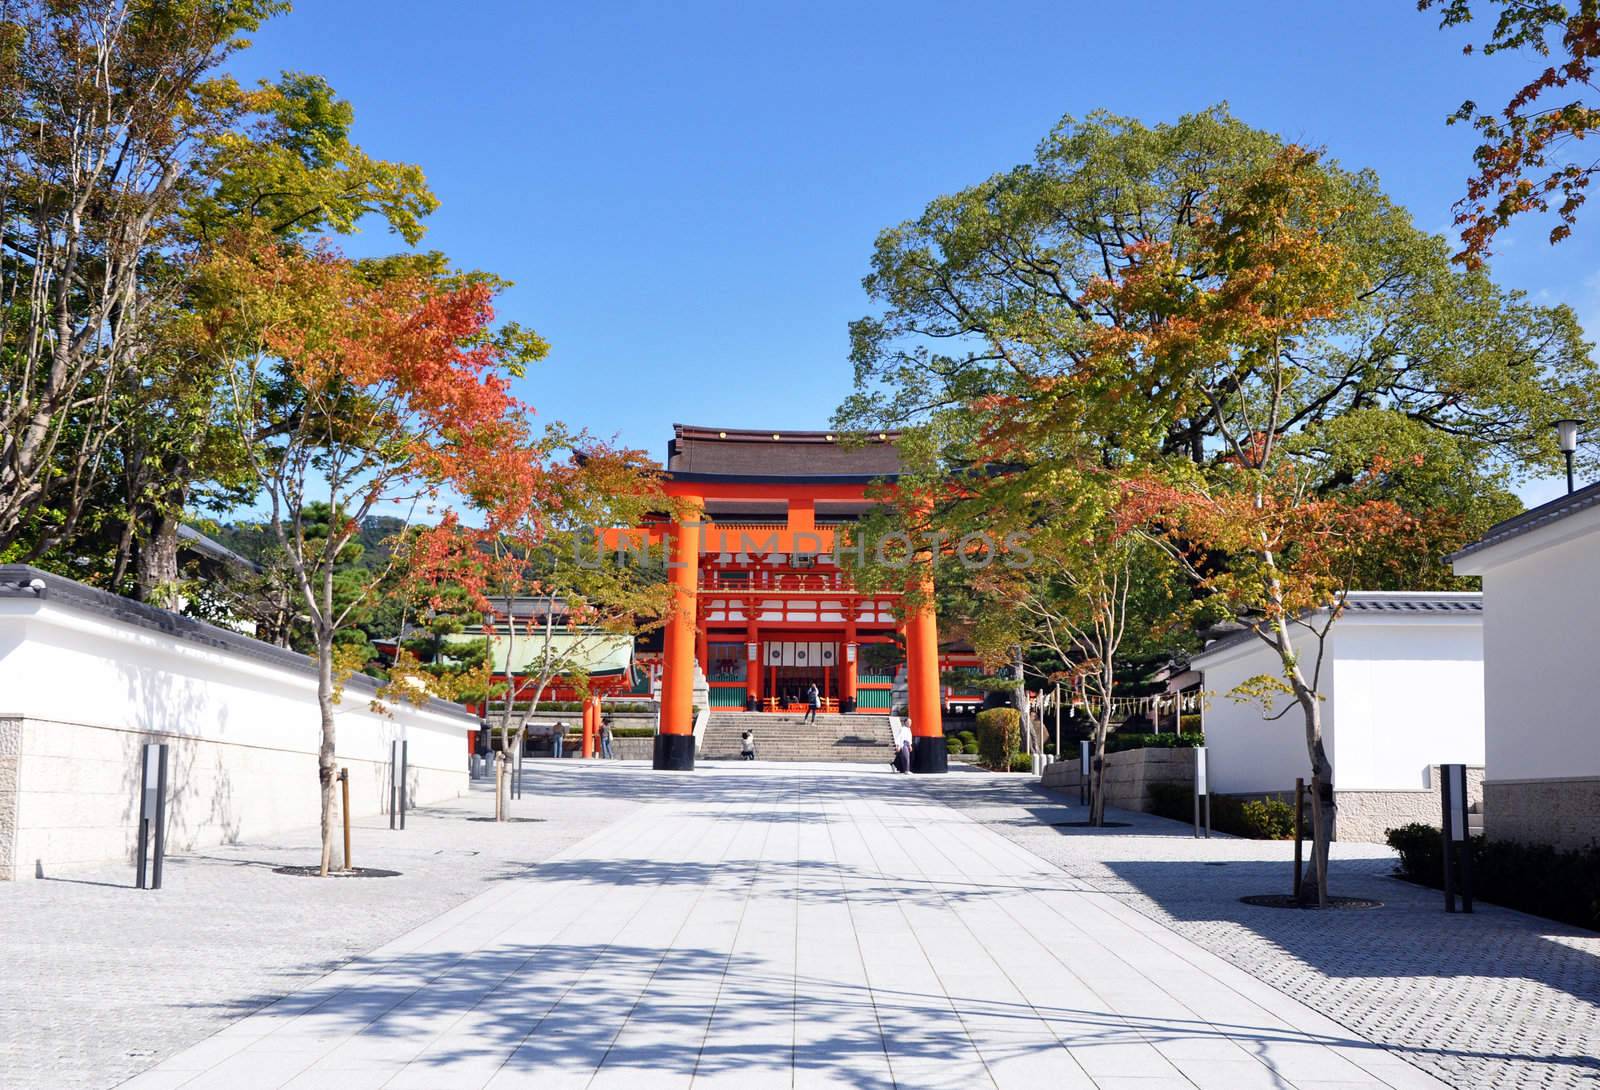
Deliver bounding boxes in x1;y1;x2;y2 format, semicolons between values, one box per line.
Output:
1554;418;1585;494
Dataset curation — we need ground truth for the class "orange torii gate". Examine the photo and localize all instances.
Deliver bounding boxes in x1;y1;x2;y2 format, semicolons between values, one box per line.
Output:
600;425;946;774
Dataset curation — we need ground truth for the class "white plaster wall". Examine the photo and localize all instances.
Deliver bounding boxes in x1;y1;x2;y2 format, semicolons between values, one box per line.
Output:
0;595;471;878
1329;622;1485;791
1465;528;1600;782
1195;635;1333;797
1194;616;1484;798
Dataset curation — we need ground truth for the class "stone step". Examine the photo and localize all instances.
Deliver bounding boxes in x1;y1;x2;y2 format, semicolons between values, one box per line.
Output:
701;712;895;762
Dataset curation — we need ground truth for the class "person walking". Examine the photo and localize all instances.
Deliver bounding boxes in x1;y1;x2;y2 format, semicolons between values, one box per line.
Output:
600;718;614;760
740;730;756;760
803;682;820;724
552;721;566;759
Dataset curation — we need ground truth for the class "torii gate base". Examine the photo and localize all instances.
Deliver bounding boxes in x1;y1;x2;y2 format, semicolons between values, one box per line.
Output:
653;733;695;771
911;737;948;774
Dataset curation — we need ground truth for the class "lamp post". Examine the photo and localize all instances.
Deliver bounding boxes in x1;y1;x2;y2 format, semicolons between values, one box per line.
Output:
1555;418;1585;494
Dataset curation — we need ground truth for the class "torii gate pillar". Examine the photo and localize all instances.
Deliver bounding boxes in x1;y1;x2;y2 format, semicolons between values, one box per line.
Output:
654;500;702;770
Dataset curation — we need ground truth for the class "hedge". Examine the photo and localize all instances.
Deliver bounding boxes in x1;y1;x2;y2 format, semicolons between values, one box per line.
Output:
1386;824;1600;933
975;707;1021;770
609;726;656;738
1147;784;1294;839
1104;732;1205;753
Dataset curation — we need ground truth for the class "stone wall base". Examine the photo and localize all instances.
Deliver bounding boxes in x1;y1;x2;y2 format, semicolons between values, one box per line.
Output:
1;716;462;881
1332;791;1439;843
0;717;19;882
1040;749;1489;845
1041;747;1196;811
1486;777;1600;852
1333;767;1484;843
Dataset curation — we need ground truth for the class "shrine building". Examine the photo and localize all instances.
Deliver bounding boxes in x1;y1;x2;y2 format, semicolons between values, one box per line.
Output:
622;424;949;774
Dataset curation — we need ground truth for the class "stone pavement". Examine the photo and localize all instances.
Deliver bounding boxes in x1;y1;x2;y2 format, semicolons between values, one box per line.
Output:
920;772;1600;1090
116;762;1451;1089
0;762;645;1090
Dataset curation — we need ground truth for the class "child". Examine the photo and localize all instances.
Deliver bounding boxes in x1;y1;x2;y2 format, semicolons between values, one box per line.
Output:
740;730;756;760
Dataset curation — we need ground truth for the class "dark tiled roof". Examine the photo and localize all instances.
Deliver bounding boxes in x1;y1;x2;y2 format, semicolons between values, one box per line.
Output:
1341;593;1483;614
177;524;259;572
1192;592;1483;661
1449;478;1600;563
667;424;903;479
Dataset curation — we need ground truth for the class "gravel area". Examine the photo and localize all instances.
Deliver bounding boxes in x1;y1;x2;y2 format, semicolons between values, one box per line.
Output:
919;771;1600;1090
0;761;645;1090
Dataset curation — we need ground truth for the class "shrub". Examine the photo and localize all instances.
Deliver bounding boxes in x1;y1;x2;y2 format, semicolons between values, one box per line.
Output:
945;735;963;755
1386;824;1600;933
1239;798;1295;840
958;731;977;745
1009;753;1035;773
975;707;1021;769
964;740;981;754
1146;784;1293;840
1147;782;1192;822
609;726;655;738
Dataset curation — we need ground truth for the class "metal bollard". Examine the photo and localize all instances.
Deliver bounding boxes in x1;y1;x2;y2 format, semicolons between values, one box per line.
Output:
1192;746;1211;839
134;742;170;890
1441;763;1473;913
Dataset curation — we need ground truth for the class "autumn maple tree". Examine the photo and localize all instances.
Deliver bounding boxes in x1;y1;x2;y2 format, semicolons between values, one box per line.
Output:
210;238;542;874
1100;148;1439;902
1422;0;1600;264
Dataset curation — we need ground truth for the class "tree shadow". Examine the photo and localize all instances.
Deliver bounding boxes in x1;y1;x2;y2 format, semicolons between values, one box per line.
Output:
917;771;1600;1082
175;930;1597;1086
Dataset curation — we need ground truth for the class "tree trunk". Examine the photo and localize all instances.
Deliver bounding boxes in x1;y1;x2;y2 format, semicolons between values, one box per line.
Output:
1014;649;1032;760
1273;619;1334;906
493;588;523;822
316;633;339;876
1302;700;1335;906
136;513;183;610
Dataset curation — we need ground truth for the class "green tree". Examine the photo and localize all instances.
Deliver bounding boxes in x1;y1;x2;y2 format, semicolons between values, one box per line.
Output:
838;106;1598;573
0;0;287;562
113;73;438;607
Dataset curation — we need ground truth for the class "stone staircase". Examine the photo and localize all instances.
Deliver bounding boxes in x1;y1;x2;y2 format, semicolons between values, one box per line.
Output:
699;712;896;763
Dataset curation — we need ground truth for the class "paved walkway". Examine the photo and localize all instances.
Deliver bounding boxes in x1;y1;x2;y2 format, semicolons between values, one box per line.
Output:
0;764;645;1090
120;764;1449;1089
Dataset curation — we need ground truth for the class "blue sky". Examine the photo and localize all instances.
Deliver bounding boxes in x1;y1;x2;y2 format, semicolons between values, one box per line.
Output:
231;1;1594;507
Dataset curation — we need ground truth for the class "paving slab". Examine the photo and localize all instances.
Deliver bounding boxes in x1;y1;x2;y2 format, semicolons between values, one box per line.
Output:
106;761;1455;1089
919;770;1600;1090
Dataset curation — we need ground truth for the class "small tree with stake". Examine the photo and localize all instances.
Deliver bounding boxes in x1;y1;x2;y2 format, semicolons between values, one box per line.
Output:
212;238;541;875
407;434;670;821
962;465;1189;826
